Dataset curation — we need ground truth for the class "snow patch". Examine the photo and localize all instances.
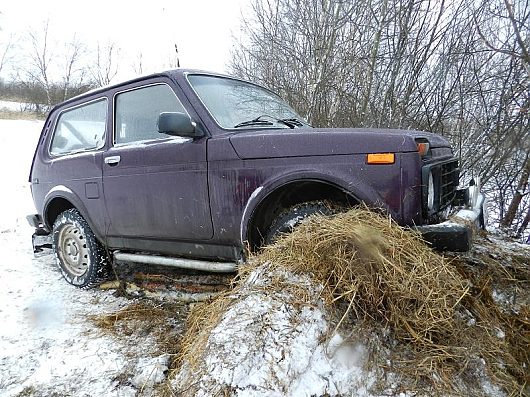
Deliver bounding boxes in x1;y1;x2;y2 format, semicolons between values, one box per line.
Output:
0;100;33;112
286;214;305;228
132;354;170;389
174;265;377;396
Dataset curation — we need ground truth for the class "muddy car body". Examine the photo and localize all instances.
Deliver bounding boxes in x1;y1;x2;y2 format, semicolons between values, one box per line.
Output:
28;69;485;287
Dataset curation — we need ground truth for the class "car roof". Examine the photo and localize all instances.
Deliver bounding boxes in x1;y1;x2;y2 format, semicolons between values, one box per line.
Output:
49;68;235;112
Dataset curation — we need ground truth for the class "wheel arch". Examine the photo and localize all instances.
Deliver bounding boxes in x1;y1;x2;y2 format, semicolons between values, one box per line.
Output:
241;174;380;250
43;186;104;242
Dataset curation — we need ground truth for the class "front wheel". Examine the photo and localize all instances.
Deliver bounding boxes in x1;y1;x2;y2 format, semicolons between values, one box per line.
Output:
264;201;335;246
52;209;109;288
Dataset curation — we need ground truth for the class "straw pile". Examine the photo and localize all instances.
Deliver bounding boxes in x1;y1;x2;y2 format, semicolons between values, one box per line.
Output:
258;209;467;345
174;208;529;396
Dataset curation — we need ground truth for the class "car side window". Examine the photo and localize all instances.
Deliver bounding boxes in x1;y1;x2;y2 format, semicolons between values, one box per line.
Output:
114;84;187;144
50;99;107;156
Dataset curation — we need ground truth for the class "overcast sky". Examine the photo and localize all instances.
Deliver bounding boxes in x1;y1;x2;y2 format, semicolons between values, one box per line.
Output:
0;0;250;81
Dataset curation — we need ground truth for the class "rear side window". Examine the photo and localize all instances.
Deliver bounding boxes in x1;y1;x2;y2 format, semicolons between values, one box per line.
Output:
114;84;186;144
50;99;107;156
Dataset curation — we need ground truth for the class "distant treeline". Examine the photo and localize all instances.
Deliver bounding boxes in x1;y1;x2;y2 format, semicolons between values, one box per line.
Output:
0;80;94;112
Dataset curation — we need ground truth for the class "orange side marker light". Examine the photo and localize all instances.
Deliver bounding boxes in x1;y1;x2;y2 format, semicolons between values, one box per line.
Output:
367;153;395;164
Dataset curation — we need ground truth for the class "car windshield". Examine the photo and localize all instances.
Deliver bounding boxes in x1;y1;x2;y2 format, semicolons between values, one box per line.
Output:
187;74;309;130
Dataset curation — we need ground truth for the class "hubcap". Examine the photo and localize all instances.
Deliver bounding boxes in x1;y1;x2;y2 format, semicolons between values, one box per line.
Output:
57;225;89;276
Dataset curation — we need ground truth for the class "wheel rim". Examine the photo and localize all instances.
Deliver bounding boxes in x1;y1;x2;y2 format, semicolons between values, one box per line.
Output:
57;224;89;276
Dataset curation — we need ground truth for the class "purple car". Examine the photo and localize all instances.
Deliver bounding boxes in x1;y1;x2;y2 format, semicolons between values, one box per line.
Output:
27;70;486;288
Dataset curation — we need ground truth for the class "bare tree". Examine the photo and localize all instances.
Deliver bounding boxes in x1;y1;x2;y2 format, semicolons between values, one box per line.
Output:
24;19;53;107
89;41;120;87
133;52;143;76
501;153;530;228
474;0;530;229
517;206;530;237
172;43;180;68
231;0;530;236
475;0;530;77
61;35;87;101
17;19;94;110
0;34;13;78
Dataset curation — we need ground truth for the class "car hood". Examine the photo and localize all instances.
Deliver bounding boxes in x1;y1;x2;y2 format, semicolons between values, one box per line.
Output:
228;127;451;159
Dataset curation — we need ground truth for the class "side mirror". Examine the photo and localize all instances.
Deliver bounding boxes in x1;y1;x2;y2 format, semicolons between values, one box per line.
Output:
158;112;196;138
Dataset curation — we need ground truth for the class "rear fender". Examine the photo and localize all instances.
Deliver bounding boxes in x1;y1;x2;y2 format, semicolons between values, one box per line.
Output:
43;185;104;242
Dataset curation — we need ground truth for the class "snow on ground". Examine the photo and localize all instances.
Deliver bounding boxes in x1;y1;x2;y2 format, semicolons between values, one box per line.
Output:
0;101;33;113
174;264;380;396
484;228;530;254
0;119;164;396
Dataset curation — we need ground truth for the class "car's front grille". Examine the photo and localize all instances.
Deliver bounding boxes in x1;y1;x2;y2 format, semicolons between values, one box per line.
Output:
439;160;459;211
422;158;459;220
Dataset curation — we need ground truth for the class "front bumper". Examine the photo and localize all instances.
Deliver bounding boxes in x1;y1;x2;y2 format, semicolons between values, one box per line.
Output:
26;214;52;253
415;181;486;252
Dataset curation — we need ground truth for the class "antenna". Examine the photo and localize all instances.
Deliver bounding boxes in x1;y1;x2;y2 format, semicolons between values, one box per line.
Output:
174;44;180;68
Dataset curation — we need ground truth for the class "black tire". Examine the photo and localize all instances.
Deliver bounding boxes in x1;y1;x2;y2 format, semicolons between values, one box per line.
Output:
52;209;109;288
264;201;334;246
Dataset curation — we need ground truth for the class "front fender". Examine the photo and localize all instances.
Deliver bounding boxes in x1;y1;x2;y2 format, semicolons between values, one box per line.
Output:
239;170;390;243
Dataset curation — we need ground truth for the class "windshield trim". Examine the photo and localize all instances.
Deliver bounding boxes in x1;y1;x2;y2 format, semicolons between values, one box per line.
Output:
184;72;302;132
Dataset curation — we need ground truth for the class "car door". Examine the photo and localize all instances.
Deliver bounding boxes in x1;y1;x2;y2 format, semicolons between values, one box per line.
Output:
102;81;213;245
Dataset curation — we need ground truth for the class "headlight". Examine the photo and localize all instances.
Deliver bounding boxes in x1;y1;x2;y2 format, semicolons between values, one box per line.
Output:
427;171;435;211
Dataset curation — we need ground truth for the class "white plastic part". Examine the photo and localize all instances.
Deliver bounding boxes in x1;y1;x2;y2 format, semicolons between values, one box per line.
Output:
468;177;481;208
427;171;435;210
453;176;486;228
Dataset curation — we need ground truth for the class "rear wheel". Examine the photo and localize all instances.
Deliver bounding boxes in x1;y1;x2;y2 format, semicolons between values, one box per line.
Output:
52;209;108;288
264;201;335;246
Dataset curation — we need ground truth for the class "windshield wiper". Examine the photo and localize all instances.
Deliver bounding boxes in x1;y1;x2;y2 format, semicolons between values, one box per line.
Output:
234;115;306;129
233;118;274;128
278;118;305;128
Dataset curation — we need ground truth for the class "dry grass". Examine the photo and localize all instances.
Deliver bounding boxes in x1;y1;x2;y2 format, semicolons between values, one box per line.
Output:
176;207;529;396
91;300;188;358
175;293;233;374
258;210;467;344
172;272;247;382
451;238;530;394
91;300;190;396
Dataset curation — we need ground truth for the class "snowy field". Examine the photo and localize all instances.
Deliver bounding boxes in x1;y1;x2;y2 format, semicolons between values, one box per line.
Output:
0;101;33;113
0;118;527;397
0;120;167;396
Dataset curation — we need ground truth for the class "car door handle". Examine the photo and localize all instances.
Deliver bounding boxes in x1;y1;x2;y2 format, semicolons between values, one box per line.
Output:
104;155;121;165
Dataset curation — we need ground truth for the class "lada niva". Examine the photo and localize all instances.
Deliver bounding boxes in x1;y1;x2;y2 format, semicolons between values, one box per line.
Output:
27;70;486;287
